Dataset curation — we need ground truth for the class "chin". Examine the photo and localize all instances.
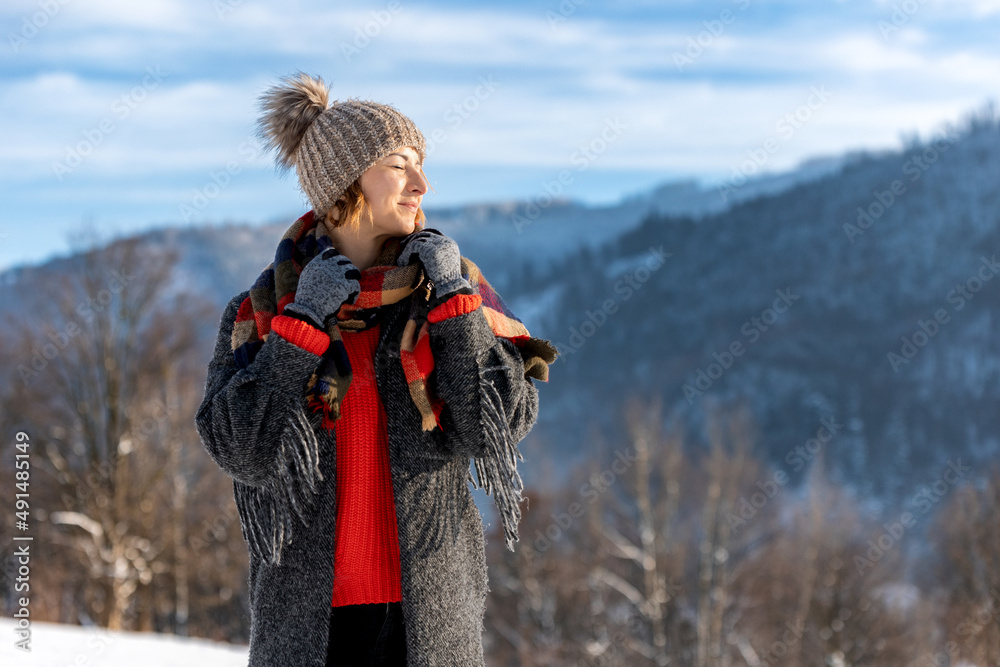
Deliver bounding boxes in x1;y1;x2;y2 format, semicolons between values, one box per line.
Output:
398;217;417;235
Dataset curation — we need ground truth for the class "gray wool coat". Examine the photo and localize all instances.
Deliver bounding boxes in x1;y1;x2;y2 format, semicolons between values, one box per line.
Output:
195;286;541;666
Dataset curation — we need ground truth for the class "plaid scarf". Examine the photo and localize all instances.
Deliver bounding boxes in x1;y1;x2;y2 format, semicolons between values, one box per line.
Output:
231;208;557;433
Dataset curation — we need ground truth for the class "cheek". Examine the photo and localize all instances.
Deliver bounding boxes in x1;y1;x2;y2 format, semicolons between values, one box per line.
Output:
374;176;402;203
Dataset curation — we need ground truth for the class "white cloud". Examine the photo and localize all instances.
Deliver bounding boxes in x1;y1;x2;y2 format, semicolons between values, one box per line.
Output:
60;0;191;31
873;0;1000;16
816;33;925;72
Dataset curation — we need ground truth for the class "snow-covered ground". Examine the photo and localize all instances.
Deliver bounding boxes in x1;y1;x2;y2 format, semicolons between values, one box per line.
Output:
0;617;248;666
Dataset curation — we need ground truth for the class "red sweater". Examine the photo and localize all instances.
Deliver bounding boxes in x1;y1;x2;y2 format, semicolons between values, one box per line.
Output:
329;322;401;606
271;290;483;607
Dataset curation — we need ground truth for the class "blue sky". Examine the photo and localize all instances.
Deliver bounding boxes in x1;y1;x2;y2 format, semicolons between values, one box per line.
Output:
3;0;1000;270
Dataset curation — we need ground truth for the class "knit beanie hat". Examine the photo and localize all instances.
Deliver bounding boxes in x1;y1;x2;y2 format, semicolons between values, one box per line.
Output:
256;72;427;218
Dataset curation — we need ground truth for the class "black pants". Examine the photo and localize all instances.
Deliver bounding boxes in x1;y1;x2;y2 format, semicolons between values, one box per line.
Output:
326;601;407;666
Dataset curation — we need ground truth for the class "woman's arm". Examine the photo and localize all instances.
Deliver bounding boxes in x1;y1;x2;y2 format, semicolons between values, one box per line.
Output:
195;291;329;487
426;292;540;459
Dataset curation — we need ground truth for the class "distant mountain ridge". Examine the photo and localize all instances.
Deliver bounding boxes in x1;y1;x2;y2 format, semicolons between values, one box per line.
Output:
0;150;853;313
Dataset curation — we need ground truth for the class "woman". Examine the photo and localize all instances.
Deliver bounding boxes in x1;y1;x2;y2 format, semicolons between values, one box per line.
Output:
195;72;558;666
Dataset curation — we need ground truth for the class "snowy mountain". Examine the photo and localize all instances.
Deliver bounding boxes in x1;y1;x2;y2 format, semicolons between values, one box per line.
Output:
4;109;998;500
528;109;1000;498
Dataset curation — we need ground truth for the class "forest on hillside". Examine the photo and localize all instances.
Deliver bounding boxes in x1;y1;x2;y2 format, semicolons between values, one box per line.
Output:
2;236;999;665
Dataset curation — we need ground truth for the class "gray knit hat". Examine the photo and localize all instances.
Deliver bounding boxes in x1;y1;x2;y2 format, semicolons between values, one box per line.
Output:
256;72;426;217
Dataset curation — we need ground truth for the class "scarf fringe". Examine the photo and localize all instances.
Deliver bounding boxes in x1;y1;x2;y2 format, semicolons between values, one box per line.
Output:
233;401;324;565
469;364;525;552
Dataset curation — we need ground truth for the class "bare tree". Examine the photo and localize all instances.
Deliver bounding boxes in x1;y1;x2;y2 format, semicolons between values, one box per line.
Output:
931;466;1000;665
734;451;935;666
476;394;951;666
8;237;197;630
484;441;600;665
584;395;689;665
691;400;767;667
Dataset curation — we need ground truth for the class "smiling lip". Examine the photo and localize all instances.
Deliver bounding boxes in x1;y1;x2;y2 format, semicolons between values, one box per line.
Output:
399;202;418;212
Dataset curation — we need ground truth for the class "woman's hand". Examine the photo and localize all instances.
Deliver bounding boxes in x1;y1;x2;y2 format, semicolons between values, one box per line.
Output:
397;229;472;298
282;247;361;328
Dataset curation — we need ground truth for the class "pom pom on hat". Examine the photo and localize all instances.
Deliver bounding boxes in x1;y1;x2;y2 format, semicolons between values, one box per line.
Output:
256;71;331;172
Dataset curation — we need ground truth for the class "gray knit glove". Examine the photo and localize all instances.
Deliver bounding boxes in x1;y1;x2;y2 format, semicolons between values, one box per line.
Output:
397;229;472;300
283;248;361;329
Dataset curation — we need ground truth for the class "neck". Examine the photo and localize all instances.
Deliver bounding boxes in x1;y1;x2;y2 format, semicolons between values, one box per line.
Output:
321;219;390;271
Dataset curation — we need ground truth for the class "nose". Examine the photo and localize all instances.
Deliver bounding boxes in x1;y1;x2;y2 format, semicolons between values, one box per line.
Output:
408;166;428;196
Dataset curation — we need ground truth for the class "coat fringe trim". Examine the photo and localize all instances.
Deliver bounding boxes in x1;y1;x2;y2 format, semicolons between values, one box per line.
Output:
233;364;526;562
468;363;525;551
233;401;324;565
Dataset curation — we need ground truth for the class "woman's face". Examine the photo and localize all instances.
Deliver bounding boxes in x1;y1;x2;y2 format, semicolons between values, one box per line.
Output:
358;145;428;237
